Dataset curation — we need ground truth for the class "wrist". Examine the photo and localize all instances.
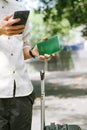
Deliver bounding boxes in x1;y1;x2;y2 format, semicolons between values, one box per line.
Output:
29;47;36;58
0;23;2;35
0;27;2;35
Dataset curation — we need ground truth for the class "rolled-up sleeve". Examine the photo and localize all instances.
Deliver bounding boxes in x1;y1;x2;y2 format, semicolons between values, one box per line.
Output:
23;19;31;48
21;3;31;48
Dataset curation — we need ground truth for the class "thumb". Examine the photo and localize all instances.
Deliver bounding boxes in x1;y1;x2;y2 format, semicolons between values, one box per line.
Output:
42;36;48;40
3;13;13;21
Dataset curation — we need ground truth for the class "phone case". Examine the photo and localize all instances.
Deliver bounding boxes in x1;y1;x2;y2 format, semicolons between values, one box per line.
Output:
13;10;30;26
37;35;63;55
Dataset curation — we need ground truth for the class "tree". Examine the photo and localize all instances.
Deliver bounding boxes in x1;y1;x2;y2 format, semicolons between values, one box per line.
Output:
29;10;47;46
35;0;87;37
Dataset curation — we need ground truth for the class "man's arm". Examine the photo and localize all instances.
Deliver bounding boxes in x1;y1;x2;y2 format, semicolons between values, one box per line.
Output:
23;47;32;60
23;46;55;60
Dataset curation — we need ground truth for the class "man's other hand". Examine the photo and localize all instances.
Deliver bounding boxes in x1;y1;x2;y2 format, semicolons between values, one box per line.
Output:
31;45;55;60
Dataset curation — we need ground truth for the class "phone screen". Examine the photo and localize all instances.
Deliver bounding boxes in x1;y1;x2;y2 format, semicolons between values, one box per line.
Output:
13;10;30;26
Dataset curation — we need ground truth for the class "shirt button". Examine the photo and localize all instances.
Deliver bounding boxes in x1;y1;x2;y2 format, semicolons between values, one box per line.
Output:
11;53;13;56
13;71;15;74
2;6;4;8
8;37;10;39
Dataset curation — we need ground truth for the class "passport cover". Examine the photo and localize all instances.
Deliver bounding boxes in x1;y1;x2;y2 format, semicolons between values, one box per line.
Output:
37;35;62;55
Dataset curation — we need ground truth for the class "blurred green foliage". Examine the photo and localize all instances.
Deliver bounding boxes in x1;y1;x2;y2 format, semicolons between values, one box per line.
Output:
34;0;87;37
29;0;86;71
29;11;44;46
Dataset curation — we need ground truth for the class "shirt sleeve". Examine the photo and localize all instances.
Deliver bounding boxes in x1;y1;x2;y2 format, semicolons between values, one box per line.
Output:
21;4;31;48
22;18;31;48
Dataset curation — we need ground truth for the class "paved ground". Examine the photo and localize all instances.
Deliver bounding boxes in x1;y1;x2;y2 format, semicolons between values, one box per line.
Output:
30;71;87;130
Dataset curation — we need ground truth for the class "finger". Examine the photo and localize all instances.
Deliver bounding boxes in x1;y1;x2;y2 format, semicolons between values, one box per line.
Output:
4;25;24;33
38;55;50;60
44;54;50;57
38;56;46;60
42;36;48;40
7;18;21;26
51;53;56;57
3;13;13;21
6;29;24;36
44;53;55;57
44;54;52;58
9;25;25;30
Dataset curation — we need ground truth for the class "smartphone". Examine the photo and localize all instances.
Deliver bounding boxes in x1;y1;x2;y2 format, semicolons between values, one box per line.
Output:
13;10;30;26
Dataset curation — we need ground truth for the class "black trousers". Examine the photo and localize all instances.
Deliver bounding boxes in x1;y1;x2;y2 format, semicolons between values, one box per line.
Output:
0;91;35;130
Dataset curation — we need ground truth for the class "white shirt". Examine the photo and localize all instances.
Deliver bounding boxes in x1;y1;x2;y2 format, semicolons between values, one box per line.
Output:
0;0;33;98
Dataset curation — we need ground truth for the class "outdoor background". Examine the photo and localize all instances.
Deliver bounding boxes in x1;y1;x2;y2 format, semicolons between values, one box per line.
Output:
22;0;87;130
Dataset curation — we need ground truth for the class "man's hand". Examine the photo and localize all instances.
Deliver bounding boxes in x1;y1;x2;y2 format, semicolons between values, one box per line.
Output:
23;37;55;60
0;14;25;36
31;45;55;60
23;45;55;60
31;37;55;60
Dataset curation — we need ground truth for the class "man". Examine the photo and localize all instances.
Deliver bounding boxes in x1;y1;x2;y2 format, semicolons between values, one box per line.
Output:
0;0;53;130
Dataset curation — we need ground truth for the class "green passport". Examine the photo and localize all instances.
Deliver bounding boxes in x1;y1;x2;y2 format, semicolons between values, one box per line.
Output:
37;35;63;55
